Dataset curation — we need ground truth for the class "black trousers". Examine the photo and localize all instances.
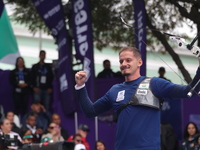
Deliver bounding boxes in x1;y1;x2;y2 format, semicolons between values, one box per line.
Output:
13;92;29;116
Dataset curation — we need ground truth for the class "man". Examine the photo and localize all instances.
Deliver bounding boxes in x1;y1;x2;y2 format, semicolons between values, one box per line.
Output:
97;59;116;78
31;50;54;110
22;102;51;131
158;67;171;82
22;134;36;144
20;112;44;143
68;124;90;150
72;134;83;145
75;47;200;150
51;113;69;140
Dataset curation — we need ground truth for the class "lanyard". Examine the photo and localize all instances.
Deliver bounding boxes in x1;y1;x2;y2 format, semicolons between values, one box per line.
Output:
18;69;24;80
40;65;46;75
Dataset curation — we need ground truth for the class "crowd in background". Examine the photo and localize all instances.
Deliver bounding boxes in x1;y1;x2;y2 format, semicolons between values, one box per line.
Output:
0;50;109;150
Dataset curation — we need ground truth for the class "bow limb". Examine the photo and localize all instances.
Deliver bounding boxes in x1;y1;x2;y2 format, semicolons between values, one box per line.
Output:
146;12;192;83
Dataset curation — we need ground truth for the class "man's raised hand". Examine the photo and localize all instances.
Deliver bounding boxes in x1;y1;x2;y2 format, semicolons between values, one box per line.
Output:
75;71;87;87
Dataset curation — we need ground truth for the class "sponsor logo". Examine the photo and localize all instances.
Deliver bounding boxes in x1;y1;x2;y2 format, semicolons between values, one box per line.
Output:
116;90;125;102
136;89;147;95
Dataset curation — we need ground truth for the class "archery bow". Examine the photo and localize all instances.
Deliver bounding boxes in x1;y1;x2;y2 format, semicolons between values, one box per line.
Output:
120;15;200;97
170;33;200;97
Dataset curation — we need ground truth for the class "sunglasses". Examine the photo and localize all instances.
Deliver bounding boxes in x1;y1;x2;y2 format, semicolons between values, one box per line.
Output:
76;139;82;143
49;126;57;129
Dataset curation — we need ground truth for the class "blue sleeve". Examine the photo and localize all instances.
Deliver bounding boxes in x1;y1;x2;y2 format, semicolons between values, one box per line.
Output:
76;87;112;118
152;68;200;98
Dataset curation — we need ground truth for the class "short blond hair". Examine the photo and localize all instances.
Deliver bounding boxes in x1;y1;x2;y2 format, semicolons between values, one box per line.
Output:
119;47;141;58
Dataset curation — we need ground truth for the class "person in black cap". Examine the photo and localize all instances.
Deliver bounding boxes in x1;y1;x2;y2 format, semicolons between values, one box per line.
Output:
158;67;171;82
67;124;90;150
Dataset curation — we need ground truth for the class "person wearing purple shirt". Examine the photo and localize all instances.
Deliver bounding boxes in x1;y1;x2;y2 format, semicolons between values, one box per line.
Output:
75;47;200;150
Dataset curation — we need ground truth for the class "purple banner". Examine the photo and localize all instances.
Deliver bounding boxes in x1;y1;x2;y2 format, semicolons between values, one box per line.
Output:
0;0;4;17
133;0;147;76
72;0;95;101
161;98;182;140
31;0;76;115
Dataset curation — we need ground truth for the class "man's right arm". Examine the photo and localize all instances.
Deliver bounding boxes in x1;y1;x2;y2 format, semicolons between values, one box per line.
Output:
75;71;112;118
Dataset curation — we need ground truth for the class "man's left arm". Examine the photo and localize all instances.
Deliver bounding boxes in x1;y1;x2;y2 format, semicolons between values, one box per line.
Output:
152;68;200;99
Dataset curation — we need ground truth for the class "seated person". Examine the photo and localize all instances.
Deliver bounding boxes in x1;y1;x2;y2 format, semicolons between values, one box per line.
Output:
73;133;83;145
95;140;107;150
22;134;36;144
41;122;64;142
22;102;51;131
180;122;199;150
51;113;69;140
0;119;22;149
5;111;21;134
20;112;44;143
68;124;90;150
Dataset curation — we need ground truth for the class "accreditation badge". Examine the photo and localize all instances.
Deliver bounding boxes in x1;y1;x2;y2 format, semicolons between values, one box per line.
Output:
40;76;46;84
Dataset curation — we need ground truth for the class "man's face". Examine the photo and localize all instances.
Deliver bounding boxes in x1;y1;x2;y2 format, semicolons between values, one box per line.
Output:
52;114;61;125
39;52;46;61
31;103;41;113
119;50;142;76
6;112;14;123
26;116;36;127
104;61;111;70
23;138;34;144
73;135;82;145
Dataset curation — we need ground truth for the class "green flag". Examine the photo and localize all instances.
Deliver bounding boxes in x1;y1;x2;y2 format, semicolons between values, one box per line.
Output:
0;8;19;65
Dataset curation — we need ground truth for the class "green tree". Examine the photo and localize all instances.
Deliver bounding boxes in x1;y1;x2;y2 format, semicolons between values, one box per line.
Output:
4;0;200;83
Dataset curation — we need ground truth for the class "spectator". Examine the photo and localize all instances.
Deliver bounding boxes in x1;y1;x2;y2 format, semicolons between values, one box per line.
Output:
51;113;69;140
20;112;44;143
194;134;200;150
5;111;21;134
41;122;64;142
68;124;90;150
72;134;83;145
74;144;86;150
9;57;31;116
180;122;199;150
158;67;171;82
160;122;178;150
22;102;51;131
22;134;36;144
95;140;107;150
0;118;22;149
97;59;116;78
31;50;54;110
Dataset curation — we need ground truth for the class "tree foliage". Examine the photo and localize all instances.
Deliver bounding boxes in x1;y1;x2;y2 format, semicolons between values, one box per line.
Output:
4;0;200;83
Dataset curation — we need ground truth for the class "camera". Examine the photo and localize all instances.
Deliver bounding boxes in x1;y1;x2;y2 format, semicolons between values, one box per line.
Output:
0;133;74;150
0;133;21;150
